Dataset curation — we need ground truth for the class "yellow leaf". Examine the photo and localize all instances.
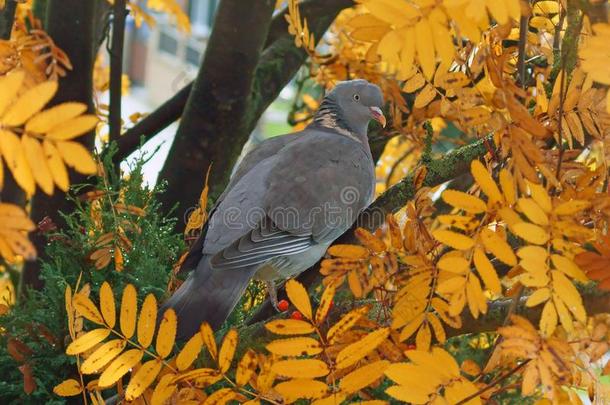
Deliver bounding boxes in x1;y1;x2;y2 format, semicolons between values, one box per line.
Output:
414;84;436;109
397;26;416;78
499;169;516;205
473;247;501;295
550;254;588;282
21;135;54;195
432;230;475;250
527;181;552;213
512;223;549;245
80;339;126;374
480;228;517;266
202;387;237;404
428;313;446;343
315;283;335;325
42;140;69;191
73;293;105;325
339;360;389;394
485;0;508;23
176;332;202;371
328;306;369;343
265;337;322;356
377;29;402;66
272;359;329;378
120;284;137;339
25;102;87;133
526;288;551;307
151;374;177;405
354;228;387;252
402;72;426;93
0;70;25;118
273;378;327;403
2;81;58;126
436;276;467;294
46;115;99;140
552;293;574;333
444;379;481;405
156;309;177;359
65;328;111;355
285;279;312;320
540;300;558;336
99;282;116;329
437;71;469;90
125;359;163;401
466;275;486;318
385;361;441;394
137;294;157;348
56;141;97;175
551;270;586;322
98;349;143;388
397;312;425;341
361;0;420;26
437;255;470;275
471;160;503;204
327;244;368;259
431;16;454;67
336;327;389;369
385;385;430;403
517;245;548;262
235;349;257;386
265;318;314;335
409;348;460;379
53;378;82;397
553;200;590;216
517;198;549;226
442;189;487;213
0;130;35;195
200;323;218;360
415;17;435;80
218;329;238;373
416;322;431;350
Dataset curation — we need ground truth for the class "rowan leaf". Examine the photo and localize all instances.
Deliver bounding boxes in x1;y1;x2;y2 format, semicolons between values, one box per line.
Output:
25;102;87;133
56;141;97;174
98;349;143;388
327;244;368;259
176;332;203;371
285;279;312;320
118;284;138;339
218;328;237;373
137;294;157;348
235;349;257;386
125;359;163;401
200;323;218;360
2;81;57;126
0;70;25;118
72;293;104;325
473;247;501;295
272;359;329;378
53;378;82;397
265;318;315;335
266;337;322;357
336;327;389;369
480;228;517;266
156;308;177;359
65;328;111;355
273;378;328;403
80;339;126;374
338;360;389;394
512;223;549;245
442;189;487;213
471;160;503;204
315;283;335;325
432;230;475;250
21;135;54;195
99;282;116;328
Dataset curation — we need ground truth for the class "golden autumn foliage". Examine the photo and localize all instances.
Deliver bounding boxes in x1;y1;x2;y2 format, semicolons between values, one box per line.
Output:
1;0;610;404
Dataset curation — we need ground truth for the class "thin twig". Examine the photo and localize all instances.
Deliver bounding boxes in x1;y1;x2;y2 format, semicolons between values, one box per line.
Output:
108;0;128;144
555;63;567;177
516;15;530;88
455;360;530;405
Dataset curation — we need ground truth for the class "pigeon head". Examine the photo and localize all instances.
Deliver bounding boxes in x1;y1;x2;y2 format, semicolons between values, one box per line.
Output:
312;79;386;140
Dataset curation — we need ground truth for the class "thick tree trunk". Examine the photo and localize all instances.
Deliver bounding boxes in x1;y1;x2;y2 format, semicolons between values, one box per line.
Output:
156;0;353;232
23;0;98;289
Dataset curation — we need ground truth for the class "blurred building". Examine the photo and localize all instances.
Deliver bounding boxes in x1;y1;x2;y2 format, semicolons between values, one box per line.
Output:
126;0;218;105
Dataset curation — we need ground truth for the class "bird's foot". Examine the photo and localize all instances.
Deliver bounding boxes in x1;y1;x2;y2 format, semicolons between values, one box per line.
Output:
265;280;280;312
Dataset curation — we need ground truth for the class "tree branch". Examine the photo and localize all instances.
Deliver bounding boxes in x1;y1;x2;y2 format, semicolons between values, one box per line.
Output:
114;87;192;165
108;0;127;145
0;0;17;39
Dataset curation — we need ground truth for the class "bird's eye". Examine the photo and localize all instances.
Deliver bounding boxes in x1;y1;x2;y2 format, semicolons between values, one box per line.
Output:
353;94;360;101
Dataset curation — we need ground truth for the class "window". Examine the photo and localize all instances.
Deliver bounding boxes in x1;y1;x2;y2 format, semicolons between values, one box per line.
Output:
158;31;178;55
188;0;218;35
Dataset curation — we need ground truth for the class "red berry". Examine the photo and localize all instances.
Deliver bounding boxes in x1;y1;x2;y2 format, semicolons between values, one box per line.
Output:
290;310;303;320
405;344;416;351
329;300;334;309
277;299;289;312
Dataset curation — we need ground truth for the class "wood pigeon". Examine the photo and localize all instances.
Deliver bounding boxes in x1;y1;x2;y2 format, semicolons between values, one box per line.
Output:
161;79;386;339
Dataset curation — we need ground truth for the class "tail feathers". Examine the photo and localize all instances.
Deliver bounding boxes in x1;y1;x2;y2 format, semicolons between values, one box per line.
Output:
159;256;257;340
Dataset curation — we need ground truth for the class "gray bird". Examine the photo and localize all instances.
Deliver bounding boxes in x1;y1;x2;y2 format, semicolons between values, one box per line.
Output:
162;79;386;339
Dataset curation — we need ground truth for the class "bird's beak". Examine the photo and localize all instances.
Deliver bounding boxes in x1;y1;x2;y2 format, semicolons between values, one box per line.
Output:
369;106;386;128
